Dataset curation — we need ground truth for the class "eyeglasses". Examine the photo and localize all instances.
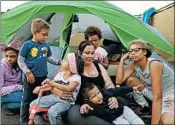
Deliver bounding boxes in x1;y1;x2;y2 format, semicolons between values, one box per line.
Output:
128;48;145;54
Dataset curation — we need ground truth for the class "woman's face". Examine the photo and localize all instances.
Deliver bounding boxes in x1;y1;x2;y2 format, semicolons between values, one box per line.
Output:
128;44;147;62
81;45;95;65
4;50;18;65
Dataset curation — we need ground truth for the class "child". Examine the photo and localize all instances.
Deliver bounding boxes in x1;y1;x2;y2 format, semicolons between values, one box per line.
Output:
0;40;23;116
30;53;81;125
18;18;61;123
81;83;144;125
84;26;109;68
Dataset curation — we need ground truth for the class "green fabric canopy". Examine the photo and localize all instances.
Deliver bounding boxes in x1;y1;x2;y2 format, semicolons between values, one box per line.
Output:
1;1;174;57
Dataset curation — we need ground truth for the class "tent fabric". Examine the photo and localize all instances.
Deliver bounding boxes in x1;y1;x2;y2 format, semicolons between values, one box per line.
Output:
2;1;174;57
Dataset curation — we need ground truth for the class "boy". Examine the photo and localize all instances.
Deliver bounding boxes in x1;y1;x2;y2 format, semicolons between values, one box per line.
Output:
84;26;109;68
18;18;61;123
81;83;144;125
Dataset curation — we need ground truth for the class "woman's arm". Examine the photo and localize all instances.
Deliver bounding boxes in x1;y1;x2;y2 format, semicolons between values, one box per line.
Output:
150;61;163;124
98;63;118;109
98;63;114;88
102;56;109;69
51;87;73;99
116;53;135;84
50;81;79;92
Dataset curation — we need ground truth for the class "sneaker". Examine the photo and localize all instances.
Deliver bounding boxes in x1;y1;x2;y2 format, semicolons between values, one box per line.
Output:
140;106;151;116
5;109;15;116
134;106;150;116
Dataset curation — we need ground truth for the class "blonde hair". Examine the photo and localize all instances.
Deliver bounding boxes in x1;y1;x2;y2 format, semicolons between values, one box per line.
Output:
128;38;152;57
31;18;50;34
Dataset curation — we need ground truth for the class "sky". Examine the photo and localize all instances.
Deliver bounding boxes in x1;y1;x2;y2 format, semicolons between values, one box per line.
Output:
1;1;174;15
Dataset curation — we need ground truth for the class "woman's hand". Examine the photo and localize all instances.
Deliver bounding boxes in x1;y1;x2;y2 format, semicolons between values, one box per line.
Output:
108;97;118;109
121;53;129;61
80;104;94;114
51;87;73;99
41;79;51;85
26;71;35;83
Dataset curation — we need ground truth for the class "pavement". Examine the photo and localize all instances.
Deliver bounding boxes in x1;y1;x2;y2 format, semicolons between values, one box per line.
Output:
1;107;20;124
1;106;151;125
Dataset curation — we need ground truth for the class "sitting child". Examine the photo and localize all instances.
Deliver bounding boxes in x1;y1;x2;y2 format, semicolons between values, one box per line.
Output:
81;83;144;125
30;53;81;125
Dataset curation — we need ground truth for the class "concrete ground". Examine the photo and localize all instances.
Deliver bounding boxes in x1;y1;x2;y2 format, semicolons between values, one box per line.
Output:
1;107;151;125
1;107;20;124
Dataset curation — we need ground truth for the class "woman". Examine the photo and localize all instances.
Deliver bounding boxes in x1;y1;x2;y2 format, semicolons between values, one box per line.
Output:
0;40;23;116
116;39;174;124
65;40;118;125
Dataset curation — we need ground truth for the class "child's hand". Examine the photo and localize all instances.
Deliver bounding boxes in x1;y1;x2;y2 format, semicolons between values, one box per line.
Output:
133;84;142;91
33;86;41;94
26;71;35;84
80;104;94;114
41;79;51;85
58;60;62;65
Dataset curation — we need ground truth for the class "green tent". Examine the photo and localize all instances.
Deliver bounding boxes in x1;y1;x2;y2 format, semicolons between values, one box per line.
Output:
2;1;174;60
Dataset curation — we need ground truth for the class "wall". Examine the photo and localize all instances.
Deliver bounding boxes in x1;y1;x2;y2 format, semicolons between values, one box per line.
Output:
150;6;174;46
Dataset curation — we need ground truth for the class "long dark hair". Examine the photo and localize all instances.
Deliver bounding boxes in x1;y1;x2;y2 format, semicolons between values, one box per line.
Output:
76;40;94;74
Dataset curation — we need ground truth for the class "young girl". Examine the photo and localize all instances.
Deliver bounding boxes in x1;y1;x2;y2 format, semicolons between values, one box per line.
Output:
116;39;174;124
30;53;81;125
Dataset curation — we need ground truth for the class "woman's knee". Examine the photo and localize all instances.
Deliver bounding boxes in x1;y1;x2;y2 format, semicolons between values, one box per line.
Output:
160;112;174;124
125;76;137;86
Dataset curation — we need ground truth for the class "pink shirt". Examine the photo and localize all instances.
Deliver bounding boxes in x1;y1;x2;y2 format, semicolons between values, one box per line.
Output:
94;47;108;63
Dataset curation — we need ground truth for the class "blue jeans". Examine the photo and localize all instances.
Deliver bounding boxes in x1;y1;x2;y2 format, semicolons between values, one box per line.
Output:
30;94;71;125
1;91;23;109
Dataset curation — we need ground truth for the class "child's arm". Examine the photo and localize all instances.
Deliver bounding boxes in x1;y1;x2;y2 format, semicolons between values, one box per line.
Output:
33;84;53;94
102;56;109;69
18;55;31;74
80;104;94;116
102;86;135;97
47;56;62;65
49;81;79;92
18;55;35;83
46;45;62;65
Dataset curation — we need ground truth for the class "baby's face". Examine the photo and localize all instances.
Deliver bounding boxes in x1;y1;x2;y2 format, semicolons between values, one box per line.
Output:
60;60;69;70
87;86;103;104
